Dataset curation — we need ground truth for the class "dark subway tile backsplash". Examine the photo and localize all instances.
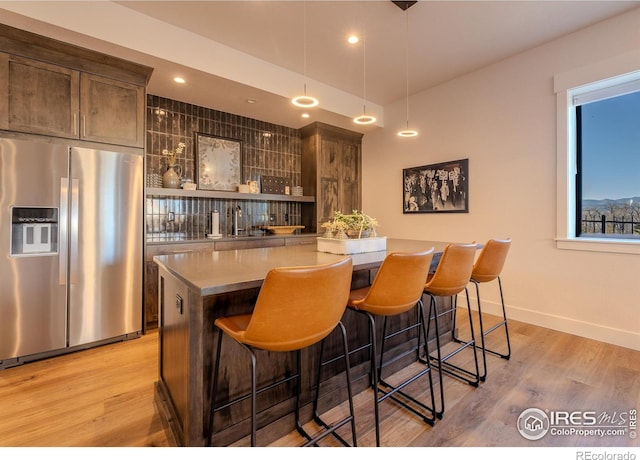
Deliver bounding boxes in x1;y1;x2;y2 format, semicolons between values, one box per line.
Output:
146;95;304;240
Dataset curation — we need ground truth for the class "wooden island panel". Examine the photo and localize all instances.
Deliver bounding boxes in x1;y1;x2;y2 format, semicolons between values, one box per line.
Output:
155;240;456;446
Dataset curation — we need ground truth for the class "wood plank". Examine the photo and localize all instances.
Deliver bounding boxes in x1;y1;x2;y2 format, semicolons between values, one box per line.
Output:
1;315;638;447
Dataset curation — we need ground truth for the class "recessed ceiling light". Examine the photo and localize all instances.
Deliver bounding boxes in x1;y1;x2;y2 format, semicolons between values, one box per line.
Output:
301;113;310;119
348;35;359;45
173;77;186;84
247;99;256;104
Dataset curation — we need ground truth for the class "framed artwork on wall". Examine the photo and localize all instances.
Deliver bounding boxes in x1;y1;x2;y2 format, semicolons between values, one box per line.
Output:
403;158;469;213
195;132;242;191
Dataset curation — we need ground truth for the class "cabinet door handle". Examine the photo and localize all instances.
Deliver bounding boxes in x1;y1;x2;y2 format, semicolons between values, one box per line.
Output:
82;114;86;137
73;113;78;136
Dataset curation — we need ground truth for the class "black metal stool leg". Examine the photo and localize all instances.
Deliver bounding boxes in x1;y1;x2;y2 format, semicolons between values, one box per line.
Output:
304;324;357;447
337;320;358;447
248;347;258;447
425;294;445;418
472;280;489;381
495;277;512;359
365;311;382;447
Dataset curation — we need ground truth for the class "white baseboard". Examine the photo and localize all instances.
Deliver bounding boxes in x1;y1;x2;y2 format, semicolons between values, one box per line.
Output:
461;293;640;352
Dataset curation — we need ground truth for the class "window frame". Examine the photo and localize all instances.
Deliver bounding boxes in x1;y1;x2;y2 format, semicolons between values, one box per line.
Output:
554;51;640;255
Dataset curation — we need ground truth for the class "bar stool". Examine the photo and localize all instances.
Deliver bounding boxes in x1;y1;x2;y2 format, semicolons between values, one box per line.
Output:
207;257;357;447
469;238;512;380
347;248;436;446
423;242;479;419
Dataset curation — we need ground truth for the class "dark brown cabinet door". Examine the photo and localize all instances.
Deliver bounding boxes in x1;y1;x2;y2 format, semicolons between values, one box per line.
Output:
80;73;145;148
301;122;362;233
0;53;79;138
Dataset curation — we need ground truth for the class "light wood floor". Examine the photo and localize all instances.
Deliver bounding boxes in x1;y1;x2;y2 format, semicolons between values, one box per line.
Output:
1;315;638;448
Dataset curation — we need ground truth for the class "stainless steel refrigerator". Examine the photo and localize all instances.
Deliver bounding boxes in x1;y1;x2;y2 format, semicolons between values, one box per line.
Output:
0;137;142;368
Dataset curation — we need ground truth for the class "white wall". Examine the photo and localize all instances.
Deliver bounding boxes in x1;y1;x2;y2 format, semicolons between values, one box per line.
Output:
362;8;640;350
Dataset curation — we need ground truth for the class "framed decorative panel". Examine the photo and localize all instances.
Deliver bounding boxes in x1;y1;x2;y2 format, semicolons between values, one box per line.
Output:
195;132;242;191
403;158;469;213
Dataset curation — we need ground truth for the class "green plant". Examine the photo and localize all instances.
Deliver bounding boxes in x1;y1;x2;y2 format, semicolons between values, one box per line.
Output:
325;210;378;238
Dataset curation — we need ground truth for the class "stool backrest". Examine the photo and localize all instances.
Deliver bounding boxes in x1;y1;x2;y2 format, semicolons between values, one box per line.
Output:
243;257;353;351
424;243;477;296
471;238;512;283
355;249;434;316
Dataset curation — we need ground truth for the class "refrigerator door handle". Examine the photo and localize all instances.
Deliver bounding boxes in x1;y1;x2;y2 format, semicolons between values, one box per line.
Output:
70;178;80;285
59;178;69;286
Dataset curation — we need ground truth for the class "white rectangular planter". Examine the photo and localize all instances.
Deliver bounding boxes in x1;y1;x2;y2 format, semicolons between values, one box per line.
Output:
317;236;387;255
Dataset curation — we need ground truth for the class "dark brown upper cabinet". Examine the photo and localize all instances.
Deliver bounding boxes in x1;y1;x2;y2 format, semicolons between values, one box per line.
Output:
0;24;151;149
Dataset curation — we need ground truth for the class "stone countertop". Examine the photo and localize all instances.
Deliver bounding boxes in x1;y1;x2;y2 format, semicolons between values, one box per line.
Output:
154;238;451;297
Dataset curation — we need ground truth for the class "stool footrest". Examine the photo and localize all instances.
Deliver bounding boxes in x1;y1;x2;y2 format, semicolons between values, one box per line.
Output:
377;371;436;424
297;412;355;447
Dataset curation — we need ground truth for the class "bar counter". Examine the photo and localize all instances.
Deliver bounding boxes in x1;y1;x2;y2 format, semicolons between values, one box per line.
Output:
154;238;455;446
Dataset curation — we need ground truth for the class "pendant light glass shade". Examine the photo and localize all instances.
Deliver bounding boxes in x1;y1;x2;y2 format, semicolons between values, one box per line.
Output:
354;113;377;125
291;2;319;108
398;8;417;137
398;127;418;137
292;84;319;108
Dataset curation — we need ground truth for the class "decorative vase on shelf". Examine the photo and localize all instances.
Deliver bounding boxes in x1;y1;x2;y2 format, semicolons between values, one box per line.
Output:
334;228;348;240
322;228;334;239
163;164;182;189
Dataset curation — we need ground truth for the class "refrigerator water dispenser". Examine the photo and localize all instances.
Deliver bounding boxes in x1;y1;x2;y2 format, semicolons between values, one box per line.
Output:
11;207;58;256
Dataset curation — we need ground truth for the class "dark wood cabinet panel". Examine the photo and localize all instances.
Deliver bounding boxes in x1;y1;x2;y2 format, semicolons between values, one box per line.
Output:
0;52;145;148
0;25;151;148
0;53;79;138
80;73;145;148
301;122;363;233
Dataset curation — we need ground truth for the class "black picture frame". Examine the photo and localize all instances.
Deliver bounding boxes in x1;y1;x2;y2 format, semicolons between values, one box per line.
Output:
195;132;242;191
403;158;469;213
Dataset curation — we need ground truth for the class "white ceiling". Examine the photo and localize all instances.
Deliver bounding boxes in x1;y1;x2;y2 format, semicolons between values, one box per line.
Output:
1;1;639;133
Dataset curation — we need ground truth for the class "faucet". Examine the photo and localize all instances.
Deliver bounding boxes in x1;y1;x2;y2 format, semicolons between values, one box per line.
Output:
231;205;243;236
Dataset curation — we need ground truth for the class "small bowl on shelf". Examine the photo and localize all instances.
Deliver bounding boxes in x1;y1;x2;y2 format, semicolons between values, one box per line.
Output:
261;225;305;235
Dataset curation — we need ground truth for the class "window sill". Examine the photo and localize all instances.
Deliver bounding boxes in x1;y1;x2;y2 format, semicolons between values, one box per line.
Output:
556;237;640;255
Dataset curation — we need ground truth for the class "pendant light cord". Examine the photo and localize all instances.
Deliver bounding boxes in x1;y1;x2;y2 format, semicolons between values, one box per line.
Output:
404;9;410;128
362;23;367;112
303;1;307;80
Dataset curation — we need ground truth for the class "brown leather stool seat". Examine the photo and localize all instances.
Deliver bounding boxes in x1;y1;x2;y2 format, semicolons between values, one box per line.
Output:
423;242;480;419
347;248;436;446
469;238;512;380
207;257;357;447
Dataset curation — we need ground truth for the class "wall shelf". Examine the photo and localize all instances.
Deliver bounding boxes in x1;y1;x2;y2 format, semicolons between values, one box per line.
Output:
146;187;315;203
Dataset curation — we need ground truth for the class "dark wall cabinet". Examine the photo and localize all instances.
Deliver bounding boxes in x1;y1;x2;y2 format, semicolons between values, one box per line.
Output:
0;53;145;147
300;122;363;233
0;54;79;138
0;24;151;148
80;73;145;147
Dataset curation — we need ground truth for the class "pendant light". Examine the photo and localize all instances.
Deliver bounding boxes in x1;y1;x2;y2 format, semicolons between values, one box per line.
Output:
353;25;376;125
398;7;418;137
291;1;319;108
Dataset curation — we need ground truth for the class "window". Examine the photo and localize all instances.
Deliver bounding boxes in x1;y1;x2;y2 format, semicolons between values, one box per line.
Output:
574;84;640;239
554;52;640;254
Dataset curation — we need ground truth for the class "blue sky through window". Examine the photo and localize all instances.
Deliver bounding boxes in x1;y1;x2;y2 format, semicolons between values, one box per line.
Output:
581;90;640;200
